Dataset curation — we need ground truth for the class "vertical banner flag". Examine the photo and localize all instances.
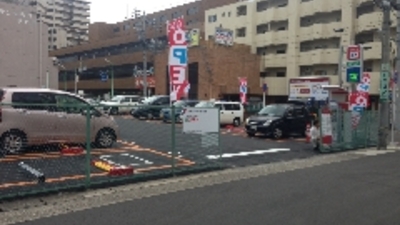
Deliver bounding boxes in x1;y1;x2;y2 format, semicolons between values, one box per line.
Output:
239;77;247;104
167;17;189;102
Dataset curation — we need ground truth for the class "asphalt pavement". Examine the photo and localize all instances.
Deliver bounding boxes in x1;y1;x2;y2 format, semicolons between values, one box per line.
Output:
116;117;316;167
9;149;400;225
0;116;315;199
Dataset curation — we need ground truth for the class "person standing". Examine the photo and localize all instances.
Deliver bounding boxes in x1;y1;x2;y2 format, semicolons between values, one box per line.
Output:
310;120;320;151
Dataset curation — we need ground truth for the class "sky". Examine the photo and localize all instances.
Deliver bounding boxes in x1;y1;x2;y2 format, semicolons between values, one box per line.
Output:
89;0;195;24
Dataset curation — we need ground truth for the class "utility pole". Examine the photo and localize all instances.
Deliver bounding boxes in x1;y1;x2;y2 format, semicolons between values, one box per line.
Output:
133;9;148;97
38;11;43;88
105;58;114;98
376;0;392;149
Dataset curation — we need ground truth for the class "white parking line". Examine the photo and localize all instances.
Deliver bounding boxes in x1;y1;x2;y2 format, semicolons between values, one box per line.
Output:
206;148;290;159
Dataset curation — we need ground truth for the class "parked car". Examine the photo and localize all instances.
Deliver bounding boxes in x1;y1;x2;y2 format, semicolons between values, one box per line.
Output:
101;95;141;115
131;95;170;120
189;100;244;126
0;88;119;154
244;102;312;139
160;100;199;123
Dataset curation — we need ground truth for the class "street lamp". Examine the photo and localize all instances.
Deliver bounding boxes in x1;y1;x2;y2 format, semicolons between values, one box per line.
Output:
105;58;114;98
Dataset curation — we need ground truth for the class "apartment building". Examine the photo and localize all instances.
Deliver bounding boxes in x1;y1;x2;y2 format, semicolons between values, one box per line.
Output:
36;0;90;50
205;0;397;98
49;0;242;98
0;1;58;89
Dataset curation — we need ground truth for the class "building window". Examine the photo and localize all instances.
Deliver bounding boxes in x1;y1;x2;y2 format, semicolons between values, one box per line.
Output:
237;5;247;16
160;15;166;22
236;27;246;37
256;1;268;12
187;7;197;15
276;49;286;54
222;12;225;17
276;72;286;77
256;23;269;34
228;12;231;17
113;27;120;32
208;15;217;23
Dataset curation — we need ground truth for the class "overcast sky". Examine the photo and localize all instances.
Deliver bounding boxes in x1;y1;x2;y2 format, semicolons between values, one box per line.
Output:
89;0;195;23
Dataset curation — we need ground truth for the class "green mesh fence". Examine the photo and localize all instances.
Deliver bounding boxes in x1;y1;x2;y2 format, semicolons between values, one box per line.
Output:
319;108;378;153
0;102;222;200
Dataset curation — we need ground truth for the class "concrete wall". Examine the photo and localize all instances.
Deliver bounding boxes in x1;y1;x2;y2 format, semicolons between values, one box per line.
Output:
0;2;58;89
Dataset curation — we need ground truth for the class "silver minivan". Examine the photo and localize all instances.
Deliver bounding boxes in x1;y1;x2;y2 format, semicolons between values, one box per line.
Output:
0;88;120;154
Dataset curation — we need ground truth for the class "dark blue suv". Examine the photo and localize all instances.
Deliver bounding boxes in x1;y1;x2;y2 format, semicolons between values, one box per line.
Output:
160;100;199;123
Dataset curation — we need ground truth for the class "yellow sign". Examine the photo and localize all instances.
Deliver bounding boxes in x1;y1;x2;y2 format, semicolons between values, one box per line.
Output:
186;28;199;47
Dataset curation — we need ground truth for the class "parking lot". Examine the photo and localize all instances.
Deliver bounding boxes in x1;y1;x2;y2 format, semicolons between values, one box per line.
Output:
0;115;317;198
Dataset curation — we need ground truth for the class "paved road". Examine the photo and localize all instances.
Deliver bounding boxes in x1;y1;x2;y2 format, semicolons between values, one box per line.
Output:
11;150;400;225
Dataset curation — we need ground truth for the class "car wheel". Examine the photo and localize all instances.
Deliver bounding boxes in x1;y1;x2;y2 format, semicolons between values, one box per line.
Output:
246;132;255;137
272;128;283;139
147;113;154;120
233;118;241;127
1;131;27;155
95;129;116;148
110;107;118;115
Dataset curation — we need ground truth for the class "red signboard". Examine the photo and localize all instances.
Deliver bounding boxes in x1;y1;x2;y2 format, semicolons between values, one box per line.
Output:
135;76;155;89
346;45;361;60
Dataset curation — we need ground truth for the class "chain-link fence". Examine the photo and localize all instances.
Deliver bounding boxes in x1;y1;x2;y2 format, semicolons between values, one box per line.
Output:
318;108;378;153
0;103;222;200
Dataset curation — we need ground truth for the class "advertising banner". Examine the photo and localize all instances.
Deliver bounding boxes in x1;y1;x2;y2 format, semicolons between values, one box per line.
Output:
215;27;233;46
288;78;329;100
239;77;247;104
135;76;155;89
167;17;189;102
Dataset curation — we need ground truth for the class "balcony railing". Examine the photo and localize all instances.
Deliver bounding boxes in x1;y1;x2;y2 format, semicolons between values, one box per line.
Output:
262;54;287;68
298;49;339;66
256;6;288;24
299;0;342;17
299;22;342;42
255;30;288;46
356;12;382;33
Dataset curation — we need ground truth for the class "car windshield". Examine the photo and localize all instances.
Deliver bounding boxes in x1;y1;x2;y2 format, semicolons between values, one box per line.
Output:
258;104;288;116
110;96;123;102
173;100;186;107
195;101;213;108
143;96;161;104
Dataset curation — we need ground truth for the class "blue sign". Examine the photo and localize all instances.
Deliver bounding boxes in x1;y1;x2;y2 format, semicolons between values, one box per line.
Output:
353;106;364;112
262;83;267;92
346;67;361;83
169;46;188;65
100;71;108;82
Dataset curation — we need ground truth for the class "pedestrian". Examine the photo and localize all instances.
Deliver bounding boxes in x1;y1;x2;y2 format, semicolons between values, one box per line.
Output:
310;120;320;151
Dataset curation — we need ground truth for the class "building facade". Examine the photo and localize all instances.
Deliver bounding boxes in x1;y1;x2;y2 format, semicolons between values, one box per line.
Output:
36;0;90;50
0;1;58;89
49;0;242;99
204;0;397;98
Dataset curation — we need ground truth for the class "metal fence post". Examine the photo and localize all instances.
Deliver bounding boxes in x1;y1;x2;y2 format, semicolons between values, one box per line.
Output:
85;104;91;188
171;105;176;176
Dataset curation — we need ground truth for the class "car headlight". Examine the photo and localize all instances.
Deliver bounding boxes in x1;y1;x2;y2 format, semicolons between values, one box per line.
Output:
245;118;250;124
263;120;272;126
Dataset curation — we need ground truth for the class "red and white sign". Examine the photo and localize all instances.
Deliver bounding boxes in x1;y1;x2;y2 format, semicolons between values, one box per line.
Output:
239;77;247;104
321;107;333;145
135;76;155;89
289;77;330;100
346;45;361;60
167;17;189;102
349;72;371;128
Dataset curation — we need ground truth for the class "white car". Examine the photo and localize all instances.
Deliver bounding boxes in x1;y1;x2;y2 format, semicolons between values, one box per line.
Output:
182;100;244;126
101;95;141;115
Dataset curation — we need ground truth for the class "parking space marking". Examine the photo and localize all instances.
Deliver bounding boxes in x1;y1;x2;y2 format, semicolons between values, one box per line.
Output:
0;141;197;190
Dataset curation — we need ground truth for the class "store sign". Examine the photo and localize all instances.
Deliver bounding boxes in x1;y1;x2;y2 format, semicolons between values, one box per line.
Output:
167;17;189;102
288;78;329;100
182;108;219;134
345;45;362;83
349;72;371;128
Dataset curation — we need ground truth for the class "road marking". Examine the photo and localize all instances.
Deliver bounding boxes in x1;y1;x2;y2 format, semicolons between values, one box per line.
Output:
206;148;290;159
